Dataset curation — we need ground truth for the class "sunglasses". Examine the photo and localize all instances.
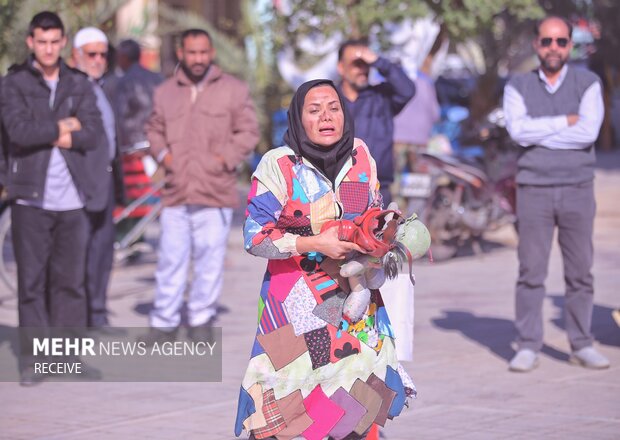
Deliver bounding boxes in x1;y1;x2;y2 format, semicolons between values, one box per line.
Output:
85;51;108;59
539;37;569;48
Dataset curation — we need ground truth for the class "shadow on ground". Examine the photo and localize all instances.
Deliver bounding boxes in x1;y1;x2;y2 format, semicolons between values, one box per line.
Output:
432;310;517;361
549;294;620;347
133;302;231;327
432;309;570;362
416;237;509;265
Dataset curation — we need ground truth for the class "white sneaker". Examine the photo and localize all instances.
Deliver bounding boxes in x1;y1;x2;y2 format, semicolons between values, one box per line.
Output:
509;349;539;372
570;346;610;369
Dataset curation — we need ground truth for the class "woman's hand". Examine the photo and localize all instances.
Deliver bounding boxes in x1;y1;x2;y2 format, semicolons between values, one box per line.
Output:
296;226;366;260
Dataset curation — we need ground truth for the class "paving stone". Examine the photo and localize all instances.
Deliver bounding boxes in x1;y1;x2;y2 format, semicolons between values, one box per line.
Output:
1;154;620;439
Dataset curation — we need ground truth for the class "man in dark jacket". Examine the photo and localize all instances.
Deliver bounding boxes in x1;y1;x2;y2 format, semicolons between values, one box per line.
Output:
114;39;163;254
1;11;105;385
337;39;415;205
115;39;163;152
72;26;126;329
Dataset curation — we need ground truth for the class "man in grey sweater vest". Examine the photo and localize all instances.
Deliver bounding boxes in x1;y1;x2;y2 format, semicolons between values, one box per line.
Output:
503;16;609;372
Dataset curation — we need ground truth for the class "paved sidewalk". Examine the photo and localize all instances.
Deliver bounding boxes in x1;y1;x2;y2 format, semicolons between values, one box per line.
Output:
0;152;619;439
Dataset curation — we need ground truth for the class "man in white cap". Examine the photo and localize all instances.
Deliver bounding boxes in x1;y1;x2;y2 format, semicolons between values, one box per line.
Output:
73;27;125;330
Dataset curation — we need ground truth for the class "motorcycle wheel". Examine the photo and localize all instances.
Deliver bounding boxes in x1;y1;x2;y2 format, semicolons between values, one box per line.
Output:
425;187;459;261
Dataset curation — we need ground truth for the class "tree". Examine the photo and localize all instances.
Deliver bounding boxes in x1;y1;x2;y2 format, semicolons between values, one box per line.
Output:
273;0;429;51
272;0;544;120
0;0;128;72
273;0;543;52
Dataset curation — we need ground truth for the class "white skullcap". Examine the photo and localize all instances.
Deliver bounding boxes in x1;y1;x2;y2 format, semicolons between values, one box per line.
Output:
73;27;108;48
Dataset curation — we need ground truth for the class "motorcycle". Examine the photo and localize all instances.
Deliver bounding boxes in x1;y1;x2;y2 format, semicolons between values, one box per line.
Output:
399;107;518;261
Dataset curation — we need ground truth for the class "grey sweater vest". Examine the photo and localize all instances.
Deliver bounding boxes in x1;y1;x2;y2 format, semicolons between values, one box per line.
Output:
508;67;599;185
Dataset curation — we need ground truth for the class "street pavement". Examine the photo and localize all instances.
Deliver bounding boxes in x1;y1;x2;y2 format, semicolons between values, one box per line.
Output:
0;152;619;439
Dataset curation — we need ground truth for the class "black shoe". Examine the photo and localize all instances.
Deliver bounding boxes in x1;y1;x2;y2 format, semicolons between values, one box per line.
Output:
137;327;178;347
19;367;46;387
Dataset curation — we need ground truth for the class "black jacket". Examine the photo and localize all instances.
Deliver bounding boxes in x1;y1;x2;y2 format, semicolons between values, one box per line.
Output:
1;56;107;211
87;72;126;207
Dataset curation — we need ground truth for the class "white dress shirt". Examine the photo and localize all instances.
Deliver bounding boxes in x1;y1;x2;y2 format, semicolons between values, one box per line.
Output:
503;65;604;150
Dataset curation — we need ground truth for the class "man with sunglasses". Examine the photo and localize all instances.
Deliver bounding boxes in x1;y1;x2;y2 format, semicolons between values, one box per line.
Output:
503;16;608;372
72;27;125;331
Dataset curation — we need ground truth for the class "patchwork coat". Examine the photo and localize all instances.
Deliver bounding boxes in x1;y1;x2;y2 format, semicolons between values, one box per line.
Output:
235;139;414;440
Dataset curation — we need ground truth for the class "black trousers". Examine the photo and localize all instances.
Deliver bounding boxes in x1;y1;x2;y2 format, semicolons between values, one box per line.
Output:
86;181;115;327
12;205;90;328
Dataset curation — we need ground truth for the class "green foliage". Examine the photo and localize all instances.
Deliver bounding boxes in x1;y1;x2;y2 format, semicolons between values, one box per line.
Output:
274;0;430;50
427;0;544;39
274;0;544;49
157;3;247;80
0;0;127;72
0;0;21;69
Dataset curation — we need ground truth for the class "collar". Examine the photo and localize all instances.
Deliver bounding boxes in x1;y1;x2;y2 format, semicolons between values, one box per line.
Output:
337;82;373;104
538;64;568;93
288;144;355;189
174;63;221;87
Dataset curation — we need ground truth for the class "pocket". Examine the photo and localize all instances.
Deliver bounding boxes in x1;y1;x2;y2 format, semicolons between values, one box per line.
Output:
164;112;187;145
197;108;231;147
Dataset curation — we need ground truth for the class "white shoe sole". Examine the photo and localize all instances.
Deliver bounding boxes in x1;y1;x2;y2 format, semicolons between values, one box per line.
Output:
508;357;539;372
569;355;610;369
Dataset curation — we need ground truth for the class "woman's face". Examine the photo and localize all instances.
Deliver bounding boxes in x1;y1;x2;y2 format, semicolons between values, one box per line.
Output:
301;85;344;147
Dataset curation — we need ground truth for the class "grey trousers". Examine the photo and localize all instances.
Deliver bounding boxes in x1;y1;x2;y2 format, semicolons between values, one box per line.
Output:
515;181;596;352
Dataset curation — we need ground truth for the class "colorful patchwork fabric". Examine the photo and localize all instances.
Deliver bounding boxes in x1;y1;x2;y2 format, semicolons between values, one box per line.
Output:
234;386;256;436
329;387;368;440
339;181;370;214
284;278;327;336
243;383;267;431
366;373;398;426
253;388;286;439
302;385;345;440
349;379;383;435
304;326;332;370
345;302;385;352
385;365;406;418
274;390;313;440
312;290;347;327
302;268;340;305
326;323;361;363
258;292;290;335
310;192;337;235
266;258;301;302
236;141;415;438
257;324;308;370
